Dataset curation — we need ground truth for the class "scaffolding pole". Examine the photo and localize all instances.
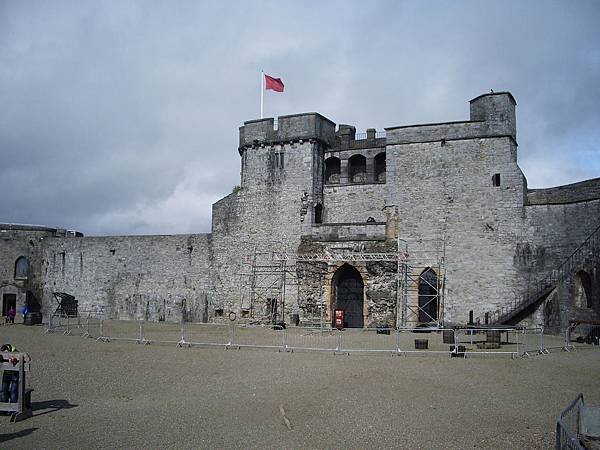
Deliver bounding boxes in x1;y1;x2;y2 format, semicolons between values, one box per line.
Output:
238;235;446;328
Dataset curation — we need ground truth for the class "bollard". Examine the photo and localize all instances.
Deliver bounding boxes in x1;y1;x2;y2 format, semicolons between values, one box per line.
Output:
395;329;401;354
64;316;71;336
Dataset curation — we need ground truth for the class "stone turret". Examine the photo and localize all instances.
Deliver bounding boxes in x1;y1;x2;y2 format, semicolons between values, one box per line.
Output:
469;92;517;142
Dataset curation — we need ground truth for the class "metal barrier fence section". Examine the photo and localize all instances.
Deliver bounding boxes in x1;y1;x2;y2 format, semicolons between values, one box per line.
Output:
565;321;600;351
339;328;397;354
556;394;586;450
141;321;181;345
45;319;558;358
98;320;144;343
285;327;339;352
183;323;233;348
453;327;547;358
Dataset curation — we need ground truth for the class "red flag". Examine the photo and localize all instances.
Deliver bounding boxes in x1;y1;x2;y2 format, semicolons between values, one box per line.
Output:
264;74;284;92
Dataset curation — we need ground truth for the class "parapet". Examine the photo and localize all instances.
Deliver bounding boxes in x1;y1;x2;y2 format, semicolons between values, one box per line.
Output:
0;223;83;237
239;113;336;149
527;177;600;205
385;91;517;145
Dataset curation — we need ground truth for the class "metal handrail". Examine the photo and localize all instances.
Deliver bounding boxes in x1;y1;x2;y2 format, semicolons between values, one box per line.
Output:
482;222;600;325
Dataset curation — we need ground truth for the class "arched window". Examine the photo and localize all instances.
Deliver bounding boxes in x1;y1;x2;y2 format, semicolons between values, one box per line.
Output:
418;267;438;322
324;157;340;184
574;270;592;308
375;152;386;182
15;256;29;279
348;154;367;183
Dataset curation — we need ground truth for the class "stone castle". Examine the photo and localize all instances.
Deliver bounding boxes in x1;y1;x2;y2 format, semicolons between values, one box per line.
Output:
2;92;599;332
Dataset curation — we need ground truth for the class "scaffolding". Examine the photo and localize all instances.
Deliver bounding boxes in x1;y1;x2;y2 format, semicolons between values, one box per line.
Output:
238;236;446;328
238;242;299;323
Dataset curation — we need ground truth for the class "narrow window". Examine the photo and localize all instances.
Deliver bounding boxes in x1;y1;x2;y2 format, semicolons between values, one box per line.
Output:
314;204;323;224
492;173;501;187
15;256;29;279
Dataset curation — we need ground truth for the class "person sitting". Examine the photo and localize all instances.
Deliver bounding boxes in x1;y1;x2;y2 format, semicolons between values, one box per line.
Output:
0;343;22;403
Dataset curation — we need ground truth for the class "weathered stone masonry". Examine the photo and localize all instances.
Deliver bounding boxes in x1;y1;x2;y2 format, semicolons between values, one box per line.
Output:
1;92;599;331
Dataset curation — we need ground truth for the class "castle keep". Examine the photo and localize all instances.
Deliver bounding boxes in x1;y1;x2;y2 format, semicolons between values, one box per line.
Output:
2;92;599;332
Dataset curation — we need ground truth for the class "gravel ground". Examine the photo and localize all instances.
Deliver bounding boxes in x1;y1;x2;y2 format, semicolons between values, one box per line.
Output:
1;324;599;449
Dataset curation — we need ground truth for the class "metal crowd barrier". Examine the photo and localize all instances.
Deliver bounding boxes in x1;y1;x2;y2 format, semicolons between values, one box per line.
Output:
556;394;586;450
46;319;552;358
563;321;600;351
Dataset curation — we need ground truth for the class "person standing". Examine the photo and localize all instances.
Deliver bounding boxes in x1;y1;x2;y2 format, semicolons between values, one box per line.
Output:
7;306;16;324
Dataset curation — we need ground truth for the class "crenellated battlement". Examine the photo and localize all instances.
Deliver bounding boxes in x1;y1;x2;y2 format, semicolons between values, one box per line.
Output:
239;112;336;150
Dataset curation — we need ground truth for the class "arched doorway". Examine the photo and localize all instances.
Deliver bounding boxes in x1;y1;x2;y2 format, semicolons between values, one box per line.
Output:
418;268;438;323
332;264;364;328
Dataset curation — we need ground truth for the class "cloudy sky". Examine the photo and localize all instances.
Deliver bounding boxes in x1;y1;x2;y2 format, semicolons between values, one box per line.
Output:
1;1;599;236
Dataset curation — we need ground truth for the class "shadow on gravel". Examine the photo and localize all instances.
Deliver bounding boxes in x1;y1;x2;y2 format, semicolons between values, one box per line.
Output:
0;428;38;443
32;399;78;418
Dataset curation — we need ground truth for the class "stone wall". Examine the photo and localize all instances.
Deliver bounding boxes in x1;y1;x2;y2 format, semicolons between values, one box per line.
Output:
40;233;212;322
0;226;54;317
322;183;387;223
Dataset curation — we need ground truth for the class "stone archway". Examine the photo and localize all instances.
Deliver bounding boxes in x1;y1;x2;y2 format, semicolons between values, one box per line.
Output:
331;264;364;328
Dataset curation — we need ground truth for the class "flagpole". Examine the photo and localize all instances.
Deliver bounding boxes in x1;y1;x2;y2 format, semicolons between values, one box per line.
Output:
260;70;264;119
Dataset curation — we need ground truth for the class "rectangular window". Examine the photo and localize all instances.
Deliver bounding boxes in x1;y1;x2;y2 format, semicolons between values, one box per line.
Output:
492;173;501;187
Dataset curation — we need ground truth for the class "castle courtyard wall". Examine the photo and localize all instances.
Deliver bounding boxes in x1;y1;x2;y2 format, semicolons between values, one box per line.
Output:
40;233;212;322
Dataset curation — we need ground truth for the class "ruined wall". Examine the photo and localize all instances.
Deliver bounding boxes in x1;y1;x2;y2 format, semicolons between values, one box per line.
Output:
516;198;600;330
40;233;212;322
0;226;53;316
296;239;398;327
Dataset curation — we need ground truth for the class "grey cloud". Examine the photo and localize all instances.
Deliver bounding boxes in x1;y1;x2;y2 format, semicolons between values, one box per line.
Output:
1;1;599;235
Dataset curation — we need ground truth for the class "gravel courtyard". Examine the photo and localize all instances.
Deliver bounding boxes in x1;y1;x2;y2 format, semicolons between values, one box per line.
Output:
1;324;599;449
